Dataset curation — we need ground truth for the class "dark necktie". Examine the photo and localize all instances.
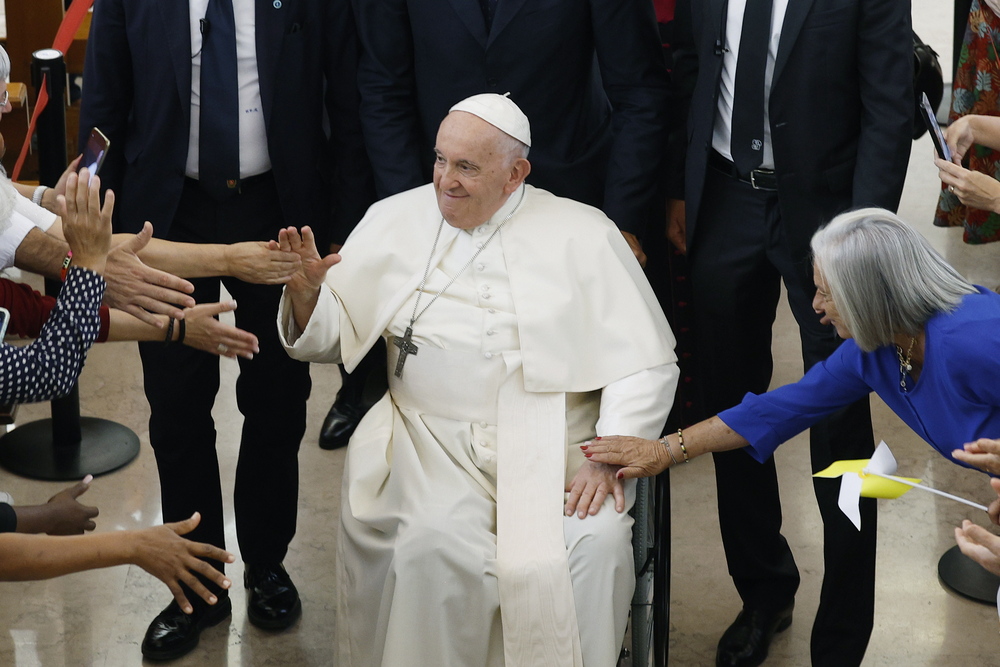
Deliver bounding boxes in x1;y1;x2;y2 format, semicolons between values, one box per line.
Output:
480;0;498;30
730;0;774;176
199;0;240;199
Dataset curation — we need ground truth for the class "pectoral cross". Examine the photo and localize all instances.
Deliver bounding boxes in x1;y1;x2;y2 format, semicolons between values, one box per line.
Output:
393;326;419;378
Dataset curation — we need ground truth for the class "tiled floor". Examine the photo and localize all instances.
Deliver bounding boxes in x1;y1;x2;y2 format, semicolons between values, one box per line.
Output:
1;2;998;665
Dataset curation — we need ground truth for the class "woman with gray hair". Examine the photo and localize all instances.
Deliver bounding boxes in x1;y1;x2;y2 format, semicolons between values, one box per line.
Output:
580;207;1000;574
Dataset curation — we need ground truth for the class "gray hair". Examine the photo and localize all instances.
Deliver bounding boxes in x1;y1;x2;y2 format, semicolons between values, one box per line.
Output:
494;130;529;166
811;207;976;352
0;45;9;83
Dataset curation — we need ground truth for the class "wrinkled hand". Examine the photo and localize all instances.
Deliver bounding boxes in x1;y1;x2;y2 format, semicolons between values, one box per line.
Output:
944;116;976;164
52;155;84;206
58;169;113;274
43;476;99;535
224;241;301;285
565;460;625;518
131;513;235;614
984;477;1000;526
278;226;341;295
955;520;1000;577
936;157;1000;213
581;435;671;480
952;438;1000;476
182;301;259;359
104;221;196;325
621;231;647;268
665;199;687;254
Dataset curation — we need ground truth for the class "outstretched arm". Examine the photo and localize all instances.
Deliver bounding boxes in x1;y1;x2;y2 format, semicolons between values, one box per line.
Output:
0;513;234;614
278;226;342;333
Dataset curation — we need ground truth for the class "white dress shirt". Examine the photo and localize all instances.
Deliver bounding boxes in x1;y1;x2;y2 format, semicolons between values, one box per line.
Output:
712;0;790;170
185;0;271;180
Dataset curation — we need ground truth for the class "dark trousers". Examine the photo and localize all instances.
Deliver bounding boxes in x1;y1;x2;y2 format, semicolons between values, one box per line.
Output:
139;175;311;580
689;165;877;667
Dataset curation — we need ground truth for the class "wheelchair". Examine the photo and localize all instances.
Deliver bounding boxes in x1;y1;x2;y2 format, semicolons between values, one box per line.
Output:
619;471;671;667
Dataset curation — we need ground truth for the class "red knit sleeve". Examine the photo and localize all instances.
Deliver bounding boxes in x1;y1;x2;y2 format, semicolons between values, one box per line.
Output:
0;278;54;338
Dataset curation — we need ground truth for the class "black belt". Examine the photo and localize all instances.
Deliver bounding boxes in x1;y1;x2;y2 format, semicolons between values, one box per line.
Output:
708;150;778;191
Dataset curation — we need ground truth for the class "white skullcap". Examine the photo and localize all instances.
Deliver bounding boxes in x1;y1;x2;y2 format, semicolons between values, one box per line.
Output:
449;92;531;147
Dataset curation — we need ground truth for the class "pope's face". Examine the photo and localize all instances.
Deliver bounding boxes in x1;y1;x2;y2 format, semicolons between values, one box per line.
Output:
812;265;851;339
433;112;522;230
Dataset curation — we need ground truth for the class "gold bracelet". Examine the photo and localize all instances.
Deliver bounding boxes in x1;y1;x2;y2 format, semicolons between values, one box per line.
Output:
677;428;690;463
659;436;678;466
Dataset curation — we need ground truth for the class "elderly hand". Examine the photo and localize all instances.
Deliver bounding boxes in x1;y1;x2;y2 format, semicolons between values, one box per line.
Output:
103;222;196;326
565;460;625;518
180;301;259;359
58;169;113;275
278;226;341;295
581;435;672;480
42;155;84;213
621;231;647;268
955;520;1000;577
665;199;687;254
223;241;301;285
129;512;235;614
936;157;1000;213
952;438;1000;476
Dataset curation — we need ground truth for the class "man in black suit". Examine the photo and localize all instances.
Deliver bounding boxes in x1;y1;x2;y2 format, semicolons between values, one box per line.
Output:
80;0;370;659
669;1;912;665
317;0;672;448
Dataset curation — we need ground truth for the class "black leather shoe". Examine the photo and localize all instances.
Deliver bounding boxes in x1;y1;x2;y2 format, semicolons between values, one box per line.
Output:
245;562;302;630
318;400;362;450
141;596;232;661
716;602;794;667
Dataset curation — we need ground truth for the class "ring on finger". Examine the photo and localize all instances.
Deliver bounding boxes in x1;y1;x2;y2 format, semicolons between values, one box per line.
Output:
949;185;956;194
217;343;229;354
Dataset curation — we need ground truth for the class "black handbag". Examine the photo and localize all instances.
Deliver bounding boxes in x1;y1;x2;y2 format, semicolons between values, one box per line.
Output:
913;31;945;140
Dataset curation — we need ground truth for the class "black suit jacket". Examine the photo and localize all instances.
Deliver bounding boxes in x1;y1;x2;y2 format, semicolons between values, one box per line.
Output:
672;0;913;257
80;0;371;245
352;0;670;237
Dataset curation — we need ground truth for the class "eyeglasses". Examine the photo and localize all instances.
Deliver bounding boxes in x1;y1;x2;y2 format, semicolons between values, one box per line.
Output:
0;90;8;107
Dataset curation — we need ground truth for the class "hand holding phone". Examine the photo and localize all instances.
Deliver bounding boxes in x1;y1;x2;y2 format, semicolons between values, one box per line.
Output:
79;128;110;182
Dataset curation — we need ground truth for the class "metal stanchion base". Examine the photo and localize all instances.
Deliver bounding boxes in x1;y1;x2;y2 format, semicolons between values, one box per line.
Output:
938;544;1000;605
0;417;139;480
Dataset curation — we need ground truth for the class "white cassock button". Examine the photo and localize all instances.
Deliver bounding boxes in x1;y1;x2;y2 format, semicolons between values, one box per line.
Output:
478;440;486;447
481;284;490;291
486;329;495;336
484;352;493;359
488;308;496;314
477;264;485;271
482;294;491;300
476;242;484;249
480;422;488;428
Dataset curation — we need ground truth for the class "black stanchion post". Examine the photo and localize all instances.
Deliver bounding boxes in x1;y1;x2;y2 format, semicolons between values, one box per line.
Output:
0;49;139;481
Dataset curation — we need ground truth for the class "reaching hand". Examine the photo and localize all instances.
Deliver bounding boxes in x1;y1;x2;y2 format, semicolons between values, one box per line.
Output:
130;513;235;614
278;226;342;295
104;221;196;325
182;301;260;359
952;438;1000;476
955;519;1000;577
223;241;301;285
581;435;672;480
565;459;626;518
936;158;1000;213
57;169;113;275
42;476;99;535
52;155;84;207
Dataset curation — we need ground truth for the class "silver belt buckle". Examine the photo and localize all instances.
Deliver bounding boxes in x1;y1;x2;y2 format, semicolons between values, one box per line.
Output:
749;169;775;191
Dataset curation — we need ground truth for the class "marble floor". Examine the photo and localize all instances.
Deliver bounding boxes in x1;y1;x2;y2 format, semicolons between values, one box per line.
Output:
2;2;999;666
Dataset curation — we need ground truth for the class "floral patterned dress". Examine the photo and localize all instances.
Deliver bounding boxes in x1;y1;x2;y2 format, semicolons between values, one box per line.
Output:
935;0;1000;244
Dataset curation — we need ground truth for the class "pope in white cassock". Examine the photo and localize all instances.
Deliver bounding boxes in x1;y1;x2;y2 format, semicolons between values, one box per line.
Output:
277;94;679;667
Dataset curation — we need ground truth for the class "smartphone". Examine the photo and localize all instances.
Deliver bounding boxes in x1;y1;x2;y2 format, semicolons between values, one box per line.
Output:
79;127;110;179
920;93;951;162
0;307;9;340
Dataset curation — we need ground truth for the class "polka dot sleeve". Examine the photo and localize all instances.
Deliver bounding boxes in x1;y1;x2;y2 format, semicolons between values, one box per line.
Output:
0;267;106;404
